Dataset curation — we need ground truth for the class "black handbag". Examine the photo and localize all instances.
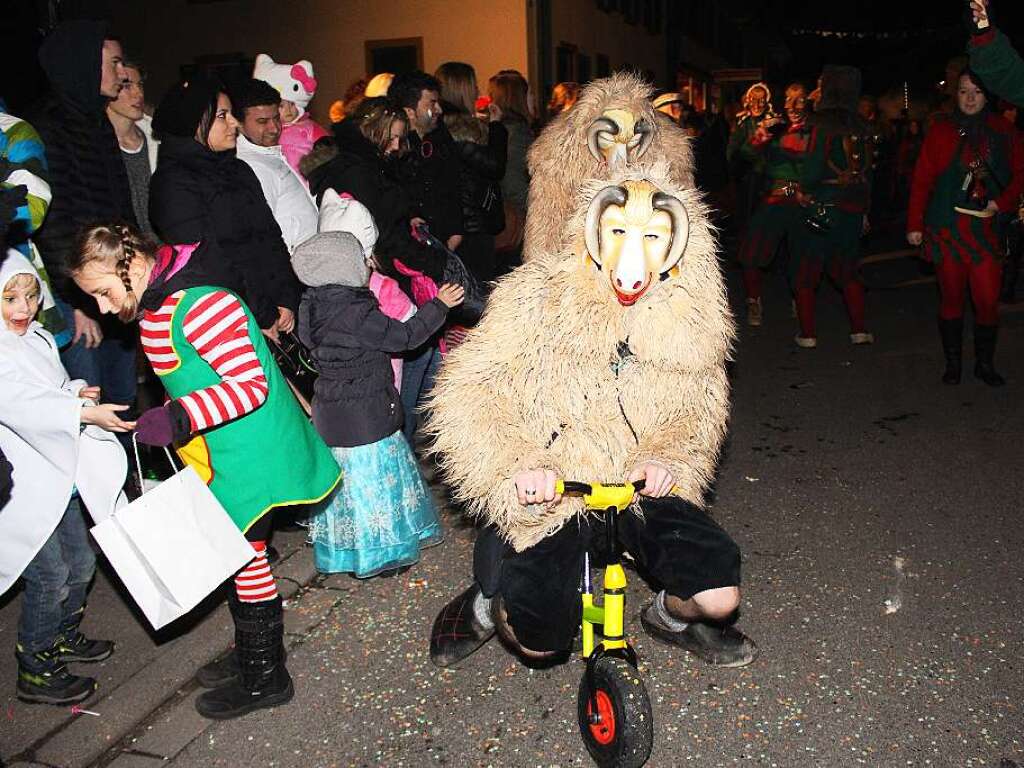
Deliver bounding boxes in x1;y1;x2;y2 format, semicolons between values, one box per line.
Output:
413;223;488;325
266;331;318;407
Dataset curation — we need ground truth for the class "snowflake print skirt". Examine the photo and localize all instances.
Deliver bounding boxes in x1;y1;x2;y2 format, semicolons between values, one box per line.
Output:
309;430;442;577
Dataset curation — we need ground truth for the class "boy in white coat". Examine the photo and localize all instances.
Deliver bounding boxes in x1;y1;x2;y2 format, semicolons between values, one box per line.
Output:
0;251;132;704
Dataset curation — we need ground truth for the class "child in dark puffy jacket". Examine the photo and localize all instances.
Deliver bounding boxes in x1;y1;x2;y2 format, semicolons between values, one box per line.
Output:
293;230;463;578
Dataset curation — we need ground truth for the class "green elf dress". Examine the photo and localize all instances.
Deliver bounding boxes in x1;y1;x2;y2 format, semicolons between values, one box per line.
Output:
138;245;340;533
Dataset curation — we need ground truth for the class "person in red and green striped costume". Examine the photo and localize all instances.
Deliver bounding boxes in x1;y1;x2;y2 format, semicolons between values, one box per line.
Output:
69;224;342;720
907;68;1024;386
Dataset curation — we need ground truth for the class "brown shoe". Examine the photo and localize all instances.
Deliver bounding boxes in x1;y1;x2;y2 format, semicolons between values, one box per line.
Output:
429;584;495;668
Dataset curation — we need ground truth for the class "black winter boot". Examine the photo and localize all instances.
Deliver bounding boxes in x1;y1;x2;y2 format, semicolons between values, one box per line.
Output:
194;596;293;719
16;643;96;705
938;317;964;385
55;608;114;663
974;324;1006;386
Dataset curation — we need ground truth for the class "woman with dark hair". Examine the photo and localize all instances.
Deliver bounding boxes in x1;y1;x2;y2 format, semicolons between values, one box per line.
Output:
907;68;1024;386
435;61;508;284
148;74;301;338
488;70;533;270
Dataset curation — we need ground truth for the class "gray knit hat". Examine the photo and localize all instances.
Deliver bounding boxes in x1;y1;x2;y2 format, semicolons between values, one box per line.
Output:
290;231;369;288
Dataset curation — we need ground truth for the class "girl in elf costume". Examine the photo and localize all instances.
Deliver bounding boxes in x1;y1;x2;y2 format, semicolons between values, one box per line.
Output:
907;69;1024;386
69;225;341;720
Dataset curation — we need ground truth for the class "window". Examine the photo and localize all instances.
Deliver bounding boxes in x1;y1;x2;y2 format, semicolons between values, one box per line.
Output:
577;52;592;84
556;43;577;83
365;37;423;77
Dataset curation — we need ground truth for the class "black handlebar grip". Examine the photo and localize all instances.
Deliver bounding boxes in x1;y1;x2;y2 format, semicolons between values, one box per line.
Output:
632;478;646;492
560;481;593;495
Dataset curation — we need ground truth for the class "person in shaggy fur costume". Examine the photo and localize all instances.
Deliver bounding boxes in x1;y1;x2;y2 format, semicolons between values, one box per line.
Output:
522;72;696;264
426;162;757;669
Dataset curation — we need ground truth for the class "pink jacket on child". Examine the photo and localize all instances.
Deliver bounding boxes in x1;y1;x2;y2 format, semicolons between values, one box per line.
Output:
280;114;329;184
368;271;416;392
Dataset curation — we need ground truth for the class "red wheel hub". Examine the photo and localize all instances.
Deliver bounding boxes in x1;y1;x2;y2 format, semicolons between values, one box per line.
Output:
586;689;616;745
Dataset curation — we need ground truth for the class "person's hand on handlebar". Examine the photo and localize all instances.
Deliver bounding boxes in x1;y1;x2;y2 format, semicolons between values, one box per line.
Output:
513;468;561;506
628;462;675;498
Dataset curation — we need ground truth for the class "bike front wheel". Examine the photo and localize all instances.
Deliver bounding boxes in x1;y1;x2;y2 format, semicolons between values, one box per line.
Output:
577;656;654;768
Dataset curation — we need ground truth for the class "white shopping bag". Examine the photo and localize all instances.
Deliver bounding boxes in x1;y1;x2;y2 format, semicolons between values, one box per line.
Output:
90;437;256;630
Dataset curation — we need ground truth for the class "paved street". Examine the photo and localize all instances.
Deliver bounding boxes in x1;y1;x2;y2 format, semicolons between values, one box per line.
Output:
2;251;1023;768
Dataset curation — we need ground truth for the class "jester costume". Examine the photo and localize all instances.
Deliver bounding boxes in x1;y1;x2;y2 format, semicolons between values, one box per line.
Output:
793;66;875;346
907;106;1024;385
137;243;340;719
726;83;772;234
736;87;812;326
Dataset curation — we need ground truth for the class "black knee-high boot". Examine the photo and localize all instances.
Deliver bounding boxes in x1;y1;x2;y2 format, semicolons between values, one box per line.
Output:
195;595;293;719
938;317;963;385
974;324;1006;387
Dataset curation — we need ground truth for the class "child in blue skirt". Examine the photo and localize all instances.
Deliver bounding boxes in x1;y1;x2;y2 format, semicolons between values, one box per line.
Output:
292;229;463;577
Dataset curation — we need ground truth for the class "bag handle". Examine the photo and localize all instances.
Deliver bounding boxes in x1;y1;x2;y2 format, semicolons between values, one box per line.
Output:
132;432;180;491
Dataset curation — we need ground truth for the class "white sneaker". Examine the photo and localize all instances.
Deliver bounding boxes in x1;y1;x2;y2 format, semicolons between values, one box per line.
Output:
850;332;874;345
794;335;817;348
746;298;763;327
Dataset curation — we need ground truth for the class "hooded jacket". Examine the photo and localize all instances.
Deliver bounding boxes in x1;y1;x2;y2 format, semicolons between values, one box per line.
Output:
293;233;449;447
0;251;126;595
149;134;302;329
28;20;136;302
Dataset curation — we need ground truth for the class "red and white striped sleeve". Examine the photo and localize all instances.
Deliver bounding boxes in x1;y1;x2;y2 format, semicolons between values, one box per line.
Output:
176;291;269;433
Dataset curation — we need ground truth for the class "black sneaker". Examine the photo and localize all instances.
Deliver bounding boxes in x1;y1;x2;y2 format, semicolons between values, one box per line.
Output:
15;645;97;705
429;584;495;668
55;630;114;664
640;601;758;668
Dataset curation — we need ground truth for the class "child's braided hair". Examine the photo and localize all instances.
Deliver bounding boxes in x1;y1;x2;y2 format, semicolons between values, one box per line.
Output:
70;222;159;322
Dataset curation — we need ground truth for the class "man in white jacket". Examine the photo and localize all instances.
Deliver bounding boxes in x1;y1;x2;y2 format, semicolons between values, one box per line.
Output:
231;79;318;253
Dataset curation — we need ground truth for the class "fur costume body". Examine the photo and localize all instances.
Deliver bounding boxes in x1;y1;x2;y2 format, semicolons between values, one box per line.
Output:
426;165;732;551
523;73;696;263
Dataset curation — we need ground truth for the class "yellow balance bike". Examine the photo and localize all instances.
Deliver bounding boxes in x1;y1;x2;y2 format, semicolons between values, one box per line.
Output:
557;479;654;768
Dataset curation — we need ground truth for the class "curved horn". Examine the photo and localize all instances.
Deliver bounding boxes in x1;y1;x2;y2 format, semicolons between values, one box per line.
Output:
652;192;690;272
584;185;629;266
587;116;620;161
634;118;654;160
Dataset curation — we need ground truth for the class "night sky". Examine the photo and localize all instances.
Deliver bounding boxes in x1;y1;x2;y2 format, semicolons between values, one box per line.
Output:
722;0;1024;99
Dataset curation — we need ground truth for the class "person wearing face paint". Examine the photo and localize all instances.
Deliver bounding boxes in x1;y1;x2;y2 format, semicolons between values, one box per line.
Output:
69;223;341;719
230;78;318;254
735;83;812;327
149;74;302;341
390;71;465;254
108;61;158;235
28;19;140;434
0;251;130;706
907;69;1024;387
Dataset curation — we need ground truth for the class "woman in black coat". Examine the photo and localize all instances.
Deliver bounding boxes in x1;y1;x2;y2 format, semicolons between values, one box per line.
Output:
436;62;508;283
149;75;301;335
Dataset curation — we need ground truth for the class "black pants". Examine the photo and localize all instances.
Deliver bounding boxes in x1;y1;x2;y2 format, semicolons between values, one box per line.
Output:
473;496;742;652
